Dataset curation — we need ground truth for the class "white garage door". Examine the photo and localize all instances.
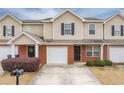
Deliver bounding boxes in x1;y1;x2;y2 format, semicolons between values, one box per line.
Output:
0;46;18;61
109;46;124;63
47;46;67;64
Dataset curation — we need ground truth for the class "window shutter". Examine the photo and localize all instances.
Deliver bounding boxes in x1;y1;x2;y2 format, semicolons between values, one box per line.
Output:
112;25;114;36
12;26;15;36
121;25;123;36
3;26;6;36
72;23;75;35
61;23;64;35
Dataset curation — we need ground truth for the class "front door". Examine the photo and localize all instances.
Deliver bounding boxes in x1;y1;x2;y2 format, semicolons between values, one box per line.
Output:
28;46;35;57
74;46;81;61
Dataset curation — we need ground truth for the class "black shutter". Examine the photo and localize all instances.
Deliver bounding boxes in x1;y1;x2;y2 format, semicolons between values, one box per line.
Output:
12;26;15;36
121;25;123;36
61;23;64;35
112;25;114;36
72;23;75;35
3;26;6;36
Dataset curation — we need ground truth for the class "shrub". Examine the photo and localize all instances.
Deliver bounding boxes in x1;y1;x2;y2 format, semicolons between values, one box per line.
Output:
104;60;112;66
1;57;40;72
86;61;94;66
94;60;105;67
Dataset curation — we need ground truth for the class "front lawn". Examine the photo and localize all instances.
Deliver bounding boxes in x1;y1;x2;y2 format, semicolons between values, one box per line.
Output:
89;65;124;85
0;71;38;85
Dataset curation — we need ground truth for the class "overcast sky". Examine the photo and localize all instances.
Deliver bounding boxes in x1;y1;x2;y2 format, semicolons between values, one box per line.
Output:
0;8;124;20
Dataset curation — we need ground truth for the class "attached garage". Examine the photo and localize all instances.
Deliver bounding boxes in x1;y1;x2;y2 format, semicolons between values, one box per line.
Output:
0;46;18;61
109;46;124;63
47;46;67;64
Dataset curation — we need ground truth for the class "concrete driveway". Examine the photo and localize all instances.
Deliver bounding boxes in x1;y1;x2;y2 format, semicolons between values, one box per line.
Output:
31;64;101;85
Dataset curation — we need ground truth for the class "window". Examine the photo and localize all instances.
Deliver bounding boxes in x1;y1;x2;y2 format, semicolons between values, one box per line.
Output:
6;26;12;36
89;24;95;35
86;45;100;57
86;46;92;56
23;26;31;32
114;25;121;36
64;23;72;35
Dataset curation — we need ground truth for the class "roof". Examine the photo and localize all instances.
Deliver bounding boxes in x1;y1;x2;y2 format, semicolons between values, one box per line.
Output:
22;20;42;23
7;31;43;44
104;40;124;45
45;39;105;45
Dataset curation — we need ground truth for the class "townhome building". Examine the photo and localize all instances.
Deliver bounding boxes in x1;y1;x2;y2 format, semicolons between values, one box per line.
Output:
0;9;124;64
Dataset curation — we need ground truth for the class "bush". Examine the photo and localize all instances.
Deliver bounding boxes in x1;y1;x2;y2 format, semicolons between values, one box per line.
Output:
1;57;40;72
86;61;94;66
94;60;105;67
104;60;112;66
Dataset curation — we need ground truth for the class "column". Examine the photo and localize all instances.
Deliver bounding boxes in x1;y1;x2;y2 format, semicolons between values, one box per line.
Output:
101;44;103;60
11;44;15;58
35;44;39;57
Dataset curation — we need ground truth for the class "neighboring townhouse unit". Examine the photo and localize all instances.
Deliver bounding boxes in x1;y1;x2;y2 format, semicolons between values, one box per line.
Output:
0;9;124;64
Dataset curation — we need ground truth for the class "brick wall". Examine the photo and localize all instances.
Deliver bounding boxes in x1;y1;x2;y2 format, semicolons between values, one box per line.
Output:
18;45;27;58
68;45;74;64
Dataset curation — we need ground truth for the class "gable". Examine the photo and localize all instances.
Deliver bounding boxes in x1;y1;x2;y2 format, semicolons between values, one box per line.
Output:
12;34;36;44
105;14;124;24
54;11;82;22
0;15;21;25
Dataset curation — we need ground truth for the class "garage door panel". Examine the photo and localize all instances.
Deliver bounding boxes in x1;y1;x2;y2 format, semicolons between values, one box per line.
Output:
109;46;124;63
47;46;67;64
0;46;18;61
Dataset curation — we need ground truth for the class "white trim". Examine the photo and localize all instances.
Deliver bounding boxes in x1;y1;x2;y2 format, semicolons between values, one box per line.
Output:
88;23;96;35
23;23;44;24
35;44;39;57
7;32;40;44
11;44;15;58
0;13;22;24
51;9;85;21
104;12;124;23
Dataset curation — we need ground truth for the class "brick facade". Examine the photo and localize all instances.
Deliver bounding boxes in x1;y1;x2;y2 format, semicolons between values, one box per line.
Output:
68;45;74;64
39;45;47;64
18;45;27;58
103;45;108;60
82;45;86;62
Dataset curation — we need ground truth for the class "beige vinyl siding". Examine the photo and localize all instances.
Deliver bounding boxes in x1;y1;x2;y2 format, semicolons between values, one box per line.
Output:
83;22;103;39
104;15;124;39
12;34;36;45
0;16;22;39
22;24;44;37
53;11;83;40
44;22;53;40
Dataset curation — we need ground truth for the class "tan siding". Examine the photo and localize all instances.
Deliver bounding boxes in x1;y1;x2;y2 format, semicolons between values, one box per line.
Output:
13;35;36;44
104;15;124;39
0;16;22;39
44;22;53;40
83;22;103;39
53;11;83;40
22;24;44;36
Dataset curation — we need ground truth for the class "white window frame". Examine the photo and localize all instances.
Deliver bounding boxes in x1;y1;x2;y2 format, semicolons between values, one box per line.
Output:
88;23;96;35
64;23;72;35
114;25;121;36
5;25;13;36
86;45;101;57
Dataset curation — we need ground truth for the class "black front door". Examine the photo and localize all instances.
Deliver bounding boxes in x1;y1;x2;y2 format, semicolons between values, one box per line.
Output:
28;46;35;57
74;46;81;61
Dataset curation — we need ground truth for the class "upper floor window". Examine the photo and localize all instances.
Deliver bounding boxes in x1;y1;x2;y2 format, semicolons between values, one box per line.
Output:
3;25;14;37
61;23;74;35
112;25;123;36
89;24;95;35
64;23;72;35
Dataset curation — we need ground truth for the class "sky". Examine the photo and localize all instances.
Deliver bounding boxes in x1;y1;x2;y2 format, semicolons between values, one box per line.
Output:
0;8;124;20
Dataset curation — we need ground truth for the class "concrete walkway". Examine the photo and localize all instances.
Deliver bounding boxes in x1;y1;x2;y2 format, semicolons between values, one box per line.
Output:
31;64;101;85
0;63;4;76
